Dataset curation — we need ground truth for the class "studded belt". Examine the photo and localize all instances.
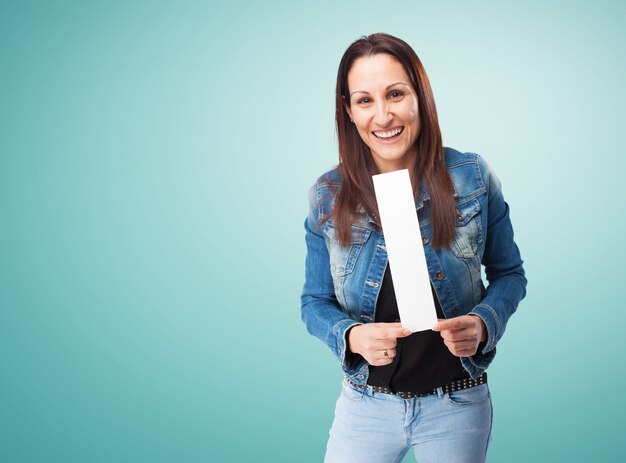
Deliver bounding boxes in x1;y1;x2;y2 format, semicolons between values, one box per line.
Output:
346;372;487;399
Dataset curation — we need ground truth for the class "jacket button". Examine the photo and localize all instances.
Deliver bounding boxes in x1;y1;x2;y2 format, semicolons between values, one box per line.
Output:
422;235;429;245
456;209;464;221
435;271;445;280
451;309;459;316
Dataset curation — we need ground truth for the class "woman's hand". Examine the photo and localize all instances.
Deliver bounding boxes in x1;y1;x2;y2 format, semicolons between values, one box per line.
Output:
348;323;411;366
432;316;487;357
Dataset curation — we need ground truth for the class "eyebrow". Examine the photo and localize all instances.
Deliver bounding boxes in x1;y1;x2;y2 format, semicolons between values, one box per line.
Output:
349;81;411;97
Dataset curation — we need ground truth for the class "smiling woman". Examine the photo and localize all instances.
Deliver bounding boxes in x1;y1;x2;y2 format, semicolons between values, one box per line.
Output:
301;33;527;463
331;34;458;250
345;54;421;173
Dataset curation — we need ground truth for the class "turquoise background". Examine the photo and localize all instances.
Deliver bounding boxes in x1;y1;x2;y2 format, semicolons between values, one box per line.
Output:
2;0;625;461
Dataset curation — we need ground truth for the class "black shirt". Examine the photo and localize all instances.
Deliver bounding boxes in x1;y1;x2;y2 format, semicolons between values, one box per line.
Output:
366;265;467;393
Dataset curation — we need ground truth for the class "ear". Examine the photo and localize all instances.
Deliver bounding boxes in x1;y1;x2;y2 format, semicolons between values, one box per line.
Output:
345;105;353;121
342;96;353;121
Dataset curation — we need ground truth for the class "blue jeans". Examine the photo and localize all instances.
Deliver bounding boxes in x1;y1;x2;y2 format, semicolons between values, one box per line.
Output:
325;378;493;463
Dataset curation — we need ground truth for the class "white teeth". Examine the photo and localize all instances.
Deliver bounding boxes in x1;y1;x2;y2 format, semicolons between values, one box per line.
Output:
374;128;403;138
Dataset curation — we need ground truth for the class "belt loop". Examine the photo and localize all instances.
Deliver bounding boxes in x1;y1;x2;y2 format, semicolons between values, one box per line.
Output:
436;387;444;398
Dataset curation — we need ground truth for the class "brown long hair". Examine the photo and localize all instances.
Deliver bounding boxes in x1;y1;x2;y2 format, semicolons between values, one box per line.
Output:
331;33;456;249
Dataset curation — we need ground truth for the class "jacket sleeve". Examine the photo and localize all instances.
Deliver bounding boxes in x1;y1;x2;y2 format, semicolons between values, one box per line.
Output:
300;183;364;374
469;154;527;365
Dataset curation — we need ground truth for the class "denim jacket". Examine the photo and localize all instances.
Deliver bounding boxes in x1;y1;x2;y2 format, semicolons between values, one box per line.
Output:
301;148;527;387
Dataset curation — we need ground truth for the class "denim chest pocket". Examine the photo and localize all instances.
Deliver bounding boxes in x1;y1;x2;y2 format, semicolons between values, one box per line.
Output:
324;223;372;277
450;199;483;259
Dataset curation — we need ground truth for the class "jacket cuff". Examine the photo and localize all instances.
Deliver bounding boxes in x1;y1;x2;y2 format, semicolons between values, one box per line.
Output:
468;305;499;353
464;313;495;369
343;325;366;370
334;319;363;371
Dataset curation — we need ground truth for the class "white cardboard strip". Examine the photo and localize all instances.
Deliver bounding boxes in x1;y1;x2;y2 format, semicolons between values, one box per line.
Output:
372;169;437;332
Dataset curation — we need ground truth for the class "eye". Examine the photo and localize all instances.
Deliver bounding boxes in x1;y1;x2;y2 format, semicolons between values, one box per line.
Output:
388;90;404;100
357;97;372;105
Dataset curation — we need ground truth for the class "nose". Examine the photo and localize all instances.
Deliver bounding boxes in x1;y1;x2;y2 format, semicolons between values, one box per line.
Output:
373;101;393;126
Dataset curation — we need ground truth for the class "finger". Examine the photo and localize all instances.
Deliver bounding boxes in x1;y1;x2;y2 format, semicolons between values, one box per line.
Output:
384;322;404;329
375;338;398;349
452;340;476;351
365;346;397;360
443;339;477;356
360;337;397;352
449;346;478;357
378;325;412;339
432;317;472;332
439;327;478;342
433;319;466;332
438;327;467;340
443;337;475;349
361;340;396;352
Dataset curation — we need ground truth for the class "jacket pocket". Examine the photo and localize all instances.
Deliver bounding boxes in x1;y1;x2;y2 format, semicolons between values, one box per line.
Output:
450;199;482;259
324;223;372;277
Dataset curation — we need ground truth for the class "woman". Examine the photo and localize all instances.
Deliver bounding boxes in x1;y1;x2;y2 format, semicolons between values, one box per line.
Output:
301;33;526;463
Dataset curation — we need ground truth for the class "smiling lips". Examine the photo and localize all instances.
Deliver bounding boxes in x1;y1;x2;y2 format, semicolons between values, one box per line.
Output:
373;127;404;140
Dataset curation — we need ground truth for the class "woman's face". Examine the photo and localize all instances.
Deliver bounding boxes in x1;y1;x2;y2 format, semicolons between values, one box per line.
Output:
346;53;421;173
